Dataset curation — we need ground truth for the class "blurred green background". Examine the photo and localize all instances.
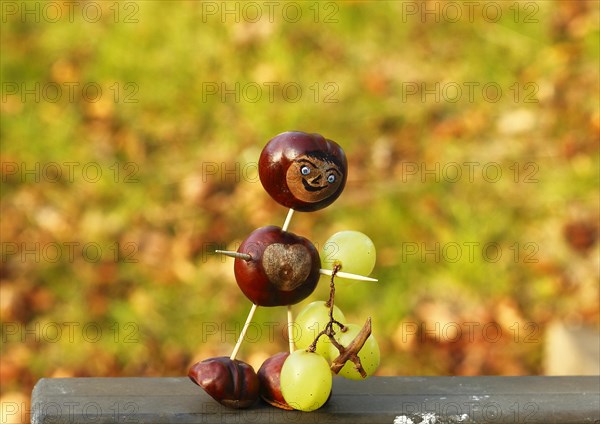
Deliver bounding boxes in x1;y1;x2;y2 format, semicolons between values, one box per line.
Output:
1;0;599;416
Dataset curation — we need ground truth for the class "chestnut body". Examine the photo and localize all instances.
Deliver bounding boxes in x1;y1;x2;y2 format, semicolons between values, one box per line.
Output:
259;131;348;212
234;226;321;306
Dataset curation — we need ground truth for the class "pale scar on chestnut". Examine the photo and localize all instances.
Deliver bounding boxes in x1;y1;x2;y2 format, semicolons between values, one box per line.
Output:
262;243;312;291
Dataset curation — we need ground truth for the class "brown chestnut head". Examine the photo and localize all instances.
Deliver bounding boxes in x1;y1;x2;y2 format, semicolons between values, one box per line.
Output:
188;357;259;409
234;226;321;307
259;131;348;212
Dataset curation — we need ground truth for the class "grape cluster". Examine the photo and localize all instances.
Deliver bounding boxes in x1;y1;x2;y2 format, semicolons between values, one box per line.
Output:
188;131;380;412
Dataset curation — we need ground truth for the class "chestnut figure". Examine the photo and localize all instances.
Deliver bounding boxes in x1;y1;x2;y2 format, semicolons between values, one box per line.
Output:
259;131;348;212
234;226;321;306
188;357;259;409
257;352;292;410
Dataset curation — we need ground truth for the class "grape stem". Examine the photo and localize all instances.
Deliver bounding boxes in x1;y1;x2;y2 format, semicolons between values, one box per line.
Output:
330;317;371;378
306;264;372;378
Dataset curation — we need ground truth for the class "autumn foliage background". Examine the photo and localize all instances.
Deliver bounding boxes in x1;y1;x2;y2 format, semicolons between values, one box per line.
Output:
1;0;599;417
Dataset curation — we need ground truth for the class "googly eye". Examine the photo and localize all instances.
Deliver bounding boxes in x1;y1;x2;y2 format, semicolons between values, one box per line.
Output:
327;174;336;183
301;166;310;176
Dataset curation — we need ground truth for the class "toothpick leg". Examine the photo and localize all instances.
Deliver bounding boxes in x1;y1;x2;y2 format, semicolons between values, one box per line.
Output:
287;306;295;353
230;303;258;360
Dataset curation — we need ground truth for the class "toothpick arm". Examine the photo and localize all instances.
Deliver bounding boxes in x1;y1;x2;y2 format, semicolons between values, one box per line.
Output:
319;268;378;282
215;250;252;261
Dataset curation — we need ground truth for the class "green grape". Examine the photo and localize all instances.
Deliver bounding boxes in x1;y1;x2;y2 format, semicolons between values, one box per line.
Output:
280;350;332;411
295;301;346;361
329;323;380;380
322;231;376;280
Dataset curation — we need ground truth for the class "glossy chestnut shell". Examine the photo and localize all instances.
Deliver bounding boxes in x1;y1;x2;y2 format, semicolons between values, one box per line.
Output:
188;357;259;409
257;352;292;410
259;131;348;212
234;226;321;306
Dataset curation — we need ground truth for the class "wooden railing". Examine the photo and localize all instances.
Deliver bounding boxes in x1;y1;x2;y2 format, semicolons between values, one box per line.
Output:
30;376;599;423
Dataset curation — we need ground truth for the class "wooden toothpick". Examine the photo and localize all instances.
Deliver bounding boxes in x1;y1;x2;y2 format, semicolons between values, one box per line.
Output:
319;268;378;282
230;303;258;360
215;250;252;261
282;208;295;232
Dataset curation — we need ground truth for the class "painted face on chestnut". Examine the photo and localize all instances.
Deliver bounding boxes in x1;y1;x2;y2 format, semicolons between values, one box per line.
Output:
259;131;348;212
285;153;344;204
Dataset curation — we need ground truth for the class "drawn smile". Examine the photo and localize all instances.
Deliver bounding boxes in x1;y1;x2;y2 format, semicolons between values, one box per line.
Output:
302;179;327;192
